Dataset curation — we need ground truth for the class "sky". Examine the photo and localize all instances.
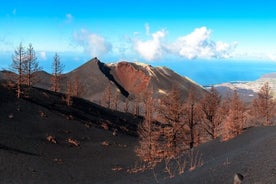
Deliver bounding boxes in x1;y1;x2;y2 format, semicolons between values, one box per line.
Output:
1;0;276;84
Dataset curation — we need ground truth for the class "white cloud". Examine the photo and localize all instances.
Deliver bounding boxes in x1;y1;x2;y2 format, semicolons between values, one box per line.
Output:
134;29;166;61
73;29;112;57
132;26;237;61
168;27;237;59
39;51;47;60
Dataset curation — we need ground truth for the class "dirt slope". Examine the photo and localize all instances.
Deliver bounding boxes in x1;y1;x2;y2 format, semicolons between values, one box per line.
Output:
0;84;275;183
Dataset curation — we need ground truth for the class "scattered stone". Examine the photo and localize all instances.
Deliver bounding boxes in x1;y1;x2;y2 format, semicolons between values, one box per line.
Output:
53;158;64;164
118;144;127;148
233;173;244;184
112;129;118;136
8;113;14;119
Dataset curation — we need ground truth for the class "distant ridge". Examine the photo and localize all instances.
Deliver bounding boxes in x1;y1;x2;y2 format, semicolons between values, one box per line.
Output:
261;72;276;78
212;72;276;101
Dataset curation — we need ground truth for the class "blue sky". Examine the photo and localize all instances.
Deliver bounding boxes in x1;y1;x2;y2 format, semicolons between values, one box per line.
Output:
1;0;276;84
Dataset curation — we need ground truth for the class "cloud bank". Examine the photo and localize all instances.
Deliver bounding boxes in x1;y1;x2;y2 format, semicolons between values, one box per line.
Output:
133;26;237;61
73;29;112;57
71;26;237;61
169;27;237;59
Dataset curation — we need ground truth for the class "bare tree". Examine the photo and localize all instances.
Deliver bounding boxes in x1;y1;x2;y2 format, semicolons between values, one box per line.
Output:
251;82;275;125
65;75;86;106
71;75;85;97
136;89;160;166
157;86;187;159
11;43;26;98
65;80;74;106
184;89;202;149
133;95;141;116
101;81;112;108
24;43;41;87
222;91;246;140
200;86;222;139
51;53;64;92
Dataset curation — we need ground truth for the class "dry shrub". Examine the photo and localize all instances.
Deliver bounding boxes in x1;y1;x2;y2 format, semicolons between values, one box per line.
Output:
188;150;203;171
127;161;152;174
223;157;230;166
101;122;109;130
176;156;187;174
161;150;204;178
101;141;110;146
47;135;57;144
67;138;80;147
164;158;176;178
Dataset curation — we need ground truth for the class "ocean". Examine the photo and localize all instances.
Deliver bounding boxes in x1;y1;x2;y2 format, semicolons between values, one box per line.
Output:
165;60;276;86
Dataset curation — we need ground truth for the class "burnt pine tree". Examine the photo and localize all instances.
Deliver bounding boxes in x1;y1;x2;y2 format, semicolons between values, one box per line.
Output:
51;53;64;92
136;89;160;166
252;82;275;125
24;43;41;87
65;80;74;106
222;91;246;140
184;89;201;149
158;86;187;159
11;43;26;98
65;75;86;106
200;86;221;139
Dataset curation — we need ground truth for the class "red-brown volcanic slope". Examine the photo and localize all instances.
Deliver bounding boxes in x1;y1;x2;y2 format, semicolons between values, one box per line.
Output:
113;62;151;94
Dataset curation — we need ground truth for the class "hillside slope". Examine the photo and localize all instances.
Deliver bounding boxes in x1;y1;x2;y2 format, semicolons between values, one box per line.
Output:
169;126;276;184
0;84;275;183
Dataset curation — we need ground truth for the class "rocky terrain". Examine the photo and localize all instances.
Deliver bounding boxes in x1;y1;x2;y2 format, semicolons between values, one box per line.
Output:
210;72;276;102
